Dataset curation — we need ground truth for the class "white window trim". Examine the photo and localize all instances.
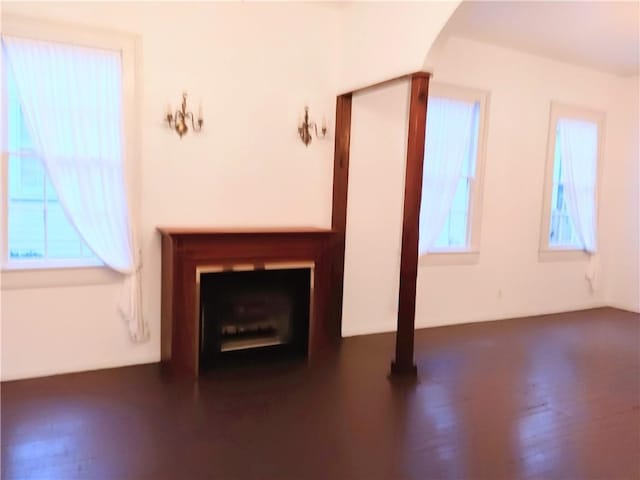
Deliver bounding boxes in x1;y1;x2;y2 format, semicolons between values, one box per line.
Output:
1;266;121;290
0;15;141;288
419;82;490;266
538;102;605;261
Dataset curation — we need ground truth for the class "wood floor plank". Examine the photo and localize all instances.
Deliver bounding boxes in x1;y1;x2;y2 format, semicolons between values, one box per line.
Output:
2;307;638;479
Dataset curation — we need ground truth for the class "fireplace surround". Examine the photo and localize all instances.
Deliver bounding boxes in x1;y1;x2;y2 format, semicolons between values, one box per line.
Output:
158;227;336;377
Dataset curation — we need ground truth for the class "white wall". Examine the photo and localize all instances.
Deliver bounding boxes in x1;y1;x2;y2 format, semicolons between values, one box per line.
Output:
413;36;637;328
0;1;342;380
341;35;639;336
341;80;409;336
601;75;640;312
2;2;635;380
2;282;152;378
337;1;460;92
0;1;466;380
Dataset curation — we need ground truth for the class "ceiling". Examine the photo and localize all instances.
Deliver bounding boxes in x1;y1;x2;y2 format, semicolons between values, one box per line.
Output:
445;1;639;76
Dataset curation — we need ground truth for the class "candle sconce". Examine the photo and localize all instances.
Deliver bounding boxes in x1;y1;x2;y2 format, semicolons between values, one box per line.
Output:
297;106;327;147
166;92;203;138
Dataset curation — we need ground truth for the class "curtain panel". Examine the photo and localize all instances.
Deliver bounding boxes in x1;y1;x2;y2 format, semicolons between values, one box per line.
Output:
557;118;599;291
418;97;476;254
3;36;148;341
557;118;598;253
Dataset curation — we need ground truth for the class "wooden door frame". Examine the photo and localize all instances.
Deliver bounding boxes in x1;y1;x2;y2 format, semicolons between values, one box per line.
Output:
330;71;431;377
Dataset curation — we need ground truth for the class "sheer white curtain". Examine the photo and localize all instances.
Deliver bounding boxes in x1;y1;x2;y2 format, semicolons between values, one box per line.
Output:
3;36;148;341
557;118;599;290
557;118;598;253
418;97;476;254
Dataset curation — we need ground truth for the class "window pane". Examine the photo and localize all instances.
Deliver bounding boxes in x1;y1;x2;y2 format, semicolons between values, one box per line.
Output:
8;200;45;260
433;178;470;249
45;176;58;201
7;156;97;262
7;66;37;154
426;96;479;252
548;130;580;248
433;215;451;248
46;201;84;258
80;241;97;259
5;65;99;264
8;155;45;199
7;154;45;259
448;211;468;247
450;177;470;213
559;215;575;244
461;102;480;179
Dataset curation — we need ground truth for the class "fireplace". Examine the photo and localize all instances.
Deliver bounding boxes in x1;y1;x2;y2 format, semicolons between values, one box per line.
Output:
158;227;337;377
198;265;311;368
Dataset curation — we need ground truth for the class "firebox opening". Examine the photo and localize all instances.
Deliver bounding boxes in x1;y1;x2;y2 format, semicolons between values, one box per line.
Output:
199;266;311;369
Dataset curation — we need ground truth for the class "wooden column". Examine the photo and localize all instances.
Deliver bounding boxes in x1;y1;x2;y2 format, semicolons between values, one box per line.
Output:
391;73;430;377
329;94;353;339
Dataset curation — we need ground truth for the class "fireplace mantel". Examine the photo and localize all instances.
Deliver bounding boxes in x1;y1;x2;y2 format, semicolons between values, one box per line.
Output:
158;226;336;377
157;226;333;235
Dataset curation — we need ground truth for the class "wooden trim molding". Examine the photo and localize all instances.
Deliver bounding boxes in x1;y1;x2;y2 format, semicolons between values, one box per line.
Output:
329;94;353;340
330;71;430;377
339;70;431;96
391;72;430;377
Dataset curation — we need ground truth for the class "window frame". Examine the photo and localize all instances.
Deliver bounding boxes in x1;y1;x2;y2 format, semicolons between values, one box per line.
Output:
0;15;140;286
420;82;490;266
539;102;605;261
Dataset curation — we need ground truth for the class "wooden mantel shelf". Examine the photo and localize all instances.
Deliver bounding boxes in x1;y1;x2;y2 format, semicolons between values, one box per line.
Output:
157;226;334;236
158;226;338;377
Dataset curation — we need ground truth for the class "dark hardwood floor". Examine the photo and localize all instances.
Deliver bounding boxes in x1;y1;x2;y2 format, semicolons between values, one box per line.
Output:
2;307;639;479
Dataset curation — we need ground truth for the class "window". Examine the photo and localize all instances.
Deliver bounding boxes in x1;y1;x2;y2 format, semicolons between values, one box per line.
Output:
541;103;603;255
430;99;480;250
4;66;99;266
1;17;138;278
548;137;580;248
419;84;488;260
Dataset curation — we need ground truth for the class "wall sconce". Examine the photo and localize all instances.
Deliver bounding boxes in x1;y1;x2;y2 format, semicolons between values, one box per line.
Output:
297;106;327;147
166;92;203;138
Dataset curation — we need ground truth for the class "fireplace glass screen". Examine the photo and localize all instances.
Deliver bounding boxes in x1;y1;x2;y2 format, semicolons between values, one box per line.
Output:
199;267;310;368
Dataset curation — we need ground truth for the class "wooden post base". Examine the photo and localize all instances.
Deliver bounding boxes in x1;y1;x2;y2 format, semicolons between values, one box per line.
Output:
389;361;418;378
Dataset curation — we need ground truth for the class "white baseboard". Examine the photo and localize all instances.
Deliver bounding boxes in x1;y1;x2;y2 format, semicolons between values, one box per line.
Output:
340;302;624;338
